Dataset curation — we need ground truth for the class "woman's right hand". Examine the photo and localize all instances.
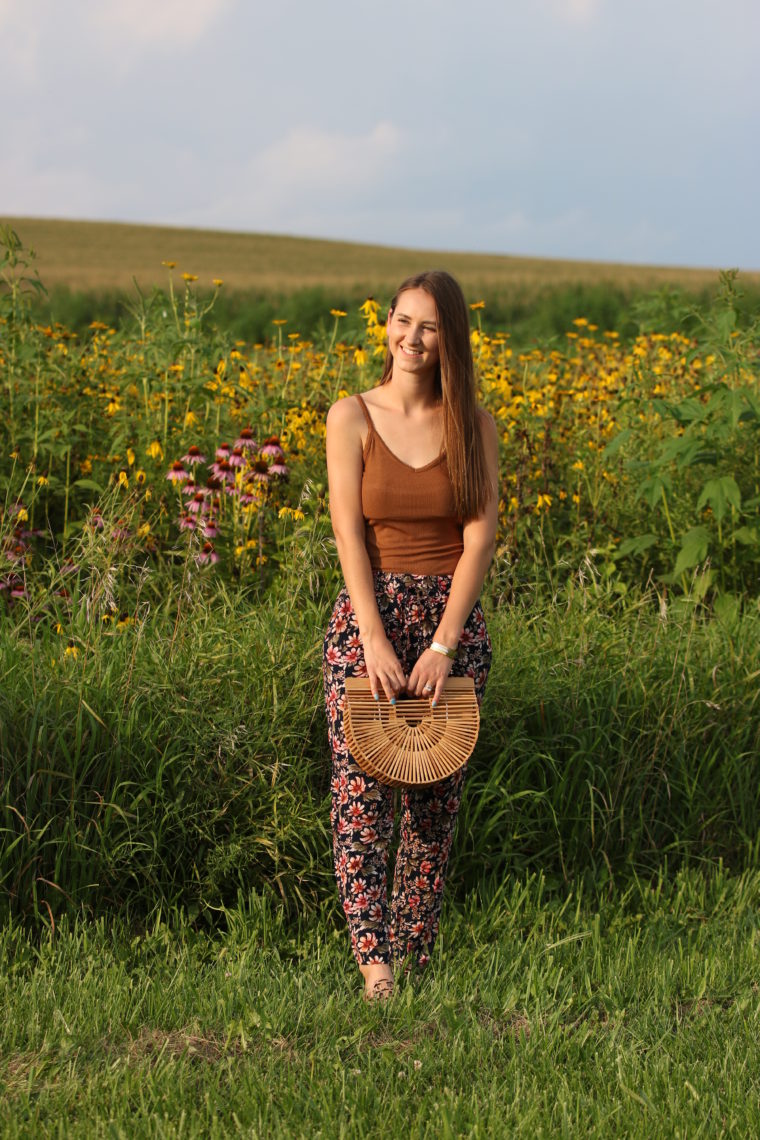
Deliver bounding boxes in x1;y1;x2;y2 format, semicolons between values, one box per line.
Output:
362;629;406;703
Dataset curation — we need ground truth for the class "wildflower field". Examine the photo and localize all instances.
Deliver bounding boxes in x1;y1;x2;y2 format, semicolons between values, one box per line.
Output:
3;225;760;1135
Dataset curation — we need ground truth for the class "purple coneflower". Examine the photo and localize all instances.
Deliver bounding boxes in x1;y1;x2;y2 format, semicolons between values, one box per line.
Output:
269;463;289;478
210;458;235;483
235;428;257;450
197;542;220;565
251;459;270;483
187;491;209;516
166;460;190;484
182;445;207;465
228;447;246;468
260;436;285;461
179;515;196;531
215;443;231;461
202;520;220;538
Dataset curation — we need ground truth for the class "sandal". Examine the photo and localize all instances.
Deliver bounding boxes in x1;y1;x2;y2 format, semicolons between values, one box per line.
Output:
363;978;394;1002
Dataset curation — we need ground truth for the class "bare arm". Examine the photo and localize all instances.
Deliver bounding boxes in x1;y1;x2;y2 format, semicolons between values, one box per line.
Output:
407;411;500;704
325;396;407;701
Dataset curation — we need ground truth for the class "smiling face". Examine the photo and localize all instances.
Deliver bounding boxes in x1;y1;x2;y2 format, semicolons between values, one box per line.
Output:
386;287;440;382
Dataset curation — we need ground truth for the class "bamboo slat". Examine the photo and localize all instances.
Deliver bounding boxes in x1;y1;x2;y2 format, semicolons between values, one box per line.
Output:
343;677;480;787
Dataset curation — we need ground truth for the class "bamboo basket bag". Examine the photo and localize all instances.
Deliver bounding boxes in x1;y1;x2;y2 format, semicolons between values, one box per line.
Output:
343;676;480;787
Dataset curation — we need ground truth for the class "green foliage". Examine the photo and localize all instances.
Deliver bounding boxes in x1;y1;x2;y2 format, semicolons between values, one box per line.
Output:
607;271;760;593
3;531;760;926
31;276;760;348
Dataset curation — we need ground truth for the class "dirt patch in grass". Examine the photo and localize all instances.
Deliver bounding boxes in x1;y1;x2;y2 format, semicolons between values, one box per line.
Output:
123;1027;227;1065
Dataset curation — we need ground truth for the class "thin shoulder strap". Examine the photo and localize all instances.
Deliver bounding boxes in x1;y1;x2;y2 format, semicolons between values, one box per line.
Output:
355;393;375;433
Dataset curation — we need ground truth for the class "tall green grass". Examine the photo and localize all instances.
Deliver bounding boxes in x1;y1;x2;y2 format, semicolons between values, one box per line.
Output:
32;277;760;345
3;509;760;927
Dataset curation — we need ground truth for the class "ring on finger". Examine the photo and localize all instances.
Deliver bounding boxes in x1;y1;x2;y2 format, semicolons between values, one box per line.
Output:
423;682;434;693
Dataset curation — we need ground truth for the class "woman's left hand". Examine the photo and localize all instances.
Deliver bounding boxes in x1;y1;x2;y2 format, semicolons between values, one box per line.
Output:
406;648;454;706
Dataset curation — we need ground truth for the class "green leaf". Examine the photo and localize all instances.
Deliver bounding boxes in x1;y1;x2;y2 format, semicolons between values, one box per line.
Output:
74;478;104;493
716;307;737;342
635;473;672;509
615;534;658;559
673;526;710;576
732;526;760;546
602;428;634;459
696;476;742;522
657;436;704;468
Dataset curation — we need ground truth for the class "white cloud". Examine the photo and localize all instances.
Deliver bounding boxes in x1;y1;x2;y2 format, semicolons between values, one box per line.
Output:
91;0;230;48
191;122;403;232
551;0;603;23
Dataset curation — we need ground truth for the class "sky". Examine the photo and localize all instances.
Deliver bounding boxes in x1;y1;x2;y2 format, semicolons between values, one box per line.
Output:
2;0;759;269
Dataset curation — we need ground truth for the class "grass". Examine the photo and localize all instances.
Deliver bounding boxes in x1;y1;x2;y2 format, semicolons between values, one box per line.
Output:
4;553;760;926
4;216;752;296
3;867;760;1137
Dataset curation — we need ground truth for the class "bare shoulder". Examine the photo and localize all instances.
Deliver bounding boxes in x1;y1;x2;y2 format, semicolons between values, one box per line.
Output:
326;393;366;436
476;407;499;445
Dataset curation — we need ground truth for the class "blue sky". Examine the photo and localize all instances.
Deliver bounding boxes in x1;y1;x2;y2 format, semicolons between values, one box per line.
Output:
3;0;758;268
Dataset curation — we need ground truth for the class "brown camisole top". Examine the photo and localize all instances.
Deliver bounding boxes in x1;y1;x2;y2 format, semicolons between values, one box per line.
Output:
357;394;464;574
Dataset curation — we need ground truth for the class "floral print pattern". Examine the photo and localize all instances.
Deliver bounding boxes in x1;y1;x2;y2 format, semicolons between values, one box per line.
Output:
323;571;491;968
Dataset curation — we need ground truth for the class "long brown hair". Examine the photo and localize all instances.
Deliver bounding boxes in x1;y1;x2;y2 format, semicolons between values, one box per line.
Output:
379;270;492;521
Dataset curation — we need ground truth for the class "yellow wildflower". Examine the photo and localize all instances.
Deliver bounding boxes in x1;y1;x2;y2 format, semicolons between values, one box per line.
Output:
182;272;198;282
126;447;135;467
162;260;177;268
359;298;380;319
146;440;164;461
330;309;347;318
213;278;224;287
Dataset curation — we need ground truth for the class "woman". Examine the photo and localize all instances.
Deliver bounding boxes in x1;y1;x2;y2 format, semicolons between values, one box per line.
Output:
323;270;499;1000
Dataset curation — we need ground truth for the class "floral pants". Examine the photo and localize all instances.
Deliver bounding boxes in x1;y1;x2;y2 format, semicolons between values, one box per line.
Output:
323;571;491;969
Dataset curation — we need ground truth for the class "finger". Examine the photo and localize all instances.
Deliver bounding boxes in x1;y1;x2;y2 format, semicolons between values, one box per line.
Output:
365;666;381;702
431;677;446;708
389;662;407;695
378;669;400;704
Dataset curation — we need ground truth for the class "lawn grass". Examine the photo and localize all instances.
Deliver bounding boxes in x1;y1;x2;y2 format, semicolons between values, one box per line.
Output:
4;216;749;296
3;867;760;1137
